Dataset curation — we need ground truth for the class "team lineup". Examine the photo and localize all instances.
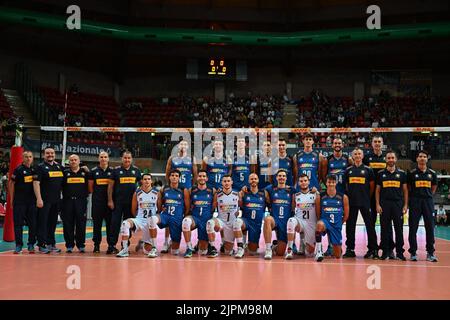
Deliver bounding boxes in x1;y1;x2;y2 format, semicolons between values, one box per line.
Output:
9;134;439;263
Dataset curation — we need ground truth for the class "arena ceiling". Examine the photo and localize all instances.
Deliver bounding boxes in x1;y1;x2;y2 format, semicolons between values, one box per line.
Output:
0;0;449;80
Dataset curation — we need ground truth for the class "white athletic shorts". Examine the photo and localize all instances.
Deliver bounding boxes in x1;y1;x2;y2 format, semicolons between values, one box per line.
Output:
131;218;151;244
294;217;316;246
217;218;235;243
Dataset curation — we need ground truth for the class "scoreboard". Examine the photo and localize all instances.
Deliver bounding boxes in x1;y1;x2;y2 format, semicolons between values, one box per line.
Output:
186;58;246;81
208;59;228;76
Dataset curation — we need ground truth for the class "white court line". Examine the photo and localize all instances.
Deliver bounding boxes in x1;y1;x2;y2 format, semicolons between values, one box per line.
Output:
1;252;450;269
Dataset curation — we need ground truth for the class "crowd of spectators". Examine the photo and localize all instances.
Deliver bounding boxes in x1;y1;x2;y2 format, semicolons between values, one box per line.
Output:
182;93;284;128
296;89;449;128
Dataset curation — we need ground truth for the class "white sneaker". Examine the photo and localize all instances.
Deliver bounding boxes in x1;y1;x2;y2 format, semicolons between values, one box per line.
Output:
315;250;324;262
161;241;170;253
116;248;129;257
147;248;158;258
284;248;294;260
264;248;272;260
235;247;245;259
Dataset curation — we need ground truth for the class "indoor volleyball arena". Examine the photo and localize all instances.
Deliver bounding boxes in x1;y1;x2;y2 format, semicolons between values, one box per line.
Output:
0;0;449;303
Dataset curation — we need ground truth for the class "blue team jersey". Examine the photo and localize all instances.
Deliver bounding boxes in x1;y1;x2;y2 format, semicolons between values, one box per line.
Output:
327;154;349;193
266;185;293;221
320;192;344;227
206;157;230;190
161;187;185;219
242;190;266;224
257;157;271;190
296;151;320;190
232;155;251;192
171;156;193;189
271;155;294;187
190;187;214;220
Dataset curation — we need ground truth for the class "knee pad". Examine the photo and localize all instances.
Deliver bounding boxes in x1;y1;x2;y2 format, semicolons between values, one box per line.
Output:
121;220;131;236
149;215;158;229
206;219;215;234
287;217;297;234
182;217;192;232
233;218;243;232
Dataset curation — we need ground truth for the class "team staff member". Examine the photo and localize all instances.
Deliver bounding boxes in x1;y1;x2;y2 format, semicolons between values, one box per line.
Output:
107;151;142;254
33;147;64;254
88;151;114;253
375;151;408;261
408;150;438;262
363;135;394;254
343;148;378;259
9;151;37;254
62;154;89;253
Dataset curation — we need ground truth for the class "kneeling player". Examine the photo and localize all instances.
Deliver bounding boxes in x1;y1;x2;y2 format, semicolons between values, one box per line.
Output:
117;174;158;257
233;173;266;258
263;170;294;260
206;175;239;257
182;170;215;258
148;170;190;257
285;174;320;259
314;175;349;261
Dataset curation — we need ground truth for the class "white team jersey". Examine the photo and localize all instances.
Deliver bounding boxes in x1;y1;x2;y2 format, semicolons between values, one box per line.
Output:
217;190;240;224
294;191;317;223
136;188;158;219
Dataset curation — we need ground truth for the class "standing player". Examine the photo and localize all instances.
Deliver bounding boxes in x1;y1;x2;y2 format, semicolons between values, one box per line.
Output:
375;151;408;261
314;175;349;261
107;151;142;254
206;175;239;257
363;135;394;255
203;139;231;191
293;133;326;191
33;147;64;254
233;173;266;259
116;174;158;257
321;136;352;256
148;169;190;257
285;174;320;259
322;137;352;193
257;140;272;190
271;138;294;187
263;170;294;260
88;151;113;253
231;137;255;192
407;150;438;262
166;139;197;190
182;169;215;258
343;148;378;259
9;151;37;253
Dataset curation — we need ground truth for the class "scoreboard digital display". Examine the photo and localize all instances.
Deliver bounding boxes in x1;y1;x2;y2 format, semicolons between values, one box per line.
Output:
208;59;228;76
186;58;246;81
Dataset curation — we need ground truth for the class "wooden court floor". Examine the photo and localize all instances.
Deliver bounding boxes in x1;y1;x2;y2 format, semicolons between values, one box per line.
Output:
0;226;449;300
